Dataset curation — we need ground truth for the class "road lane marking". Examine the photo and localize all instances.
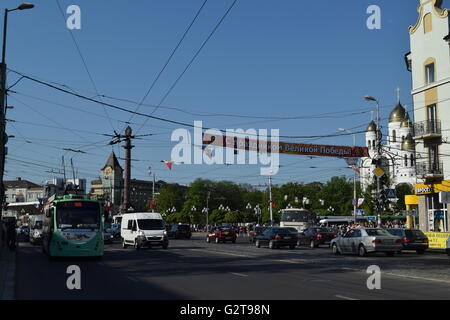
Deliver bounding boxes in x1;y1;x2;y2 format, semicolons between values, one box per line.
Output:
126;276;139;283
186;248;255;258
382;272;450;284
229;272;248;277
335;295;358;300
273;259;297;264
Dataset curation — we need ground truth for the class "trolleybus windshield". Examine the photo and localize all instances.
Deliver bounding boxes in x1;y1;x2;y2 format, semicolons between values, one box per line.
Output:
56;202;101;230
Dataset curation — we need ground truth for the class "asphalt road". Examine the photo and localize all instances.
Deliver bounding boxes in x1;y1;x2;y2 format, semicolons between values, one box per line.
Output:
15;233;450;300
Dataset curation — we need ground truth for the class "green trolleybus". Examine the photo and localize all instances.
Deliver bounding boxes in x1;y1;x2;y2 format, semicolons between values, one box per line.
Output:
42;194;104;258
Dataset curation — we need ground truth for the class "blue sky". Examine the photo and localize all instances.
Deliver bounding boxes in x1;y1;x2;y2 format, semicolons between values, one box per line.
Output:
3;0;424;188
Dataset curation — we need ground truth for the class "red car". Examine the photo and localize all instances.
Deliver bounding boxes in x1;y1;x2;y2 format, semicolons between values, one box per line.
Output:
206;227;237;243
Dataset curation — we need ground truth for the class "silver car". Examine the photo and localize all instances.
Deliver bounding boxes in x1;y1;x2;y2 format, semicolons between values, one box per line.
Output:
331;228;402;257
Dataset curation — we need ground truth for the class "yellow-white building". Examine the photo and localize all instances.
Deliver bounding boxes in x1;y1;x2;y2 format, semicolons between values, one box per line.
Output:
405;0;450;232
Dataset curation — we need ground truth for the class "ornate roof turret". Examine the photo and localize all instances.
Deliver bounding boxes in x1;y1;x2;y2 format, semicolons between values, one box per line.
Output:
367;121;377;132
102;151;123;171
402;134;415;151
401;112;414;128
389;101;407;123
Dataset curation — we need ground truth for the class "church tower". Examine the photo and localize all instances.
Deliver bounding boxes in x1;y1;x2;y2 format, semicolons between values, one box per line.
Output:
101;151;124;211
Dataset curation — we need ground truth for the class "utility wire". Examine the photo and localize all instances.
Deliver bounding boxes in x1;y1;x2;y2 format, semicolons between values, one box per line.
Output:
55;0;116;132
135;0;239;134
127;0;210;126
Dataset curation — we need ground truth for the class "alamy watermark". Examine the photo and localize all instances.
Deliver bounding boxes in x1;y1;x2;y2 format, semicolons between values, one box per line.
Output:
66;265;81;290
66;5;81;30
367;5;381;30
170;121;280;176
366;265;381;290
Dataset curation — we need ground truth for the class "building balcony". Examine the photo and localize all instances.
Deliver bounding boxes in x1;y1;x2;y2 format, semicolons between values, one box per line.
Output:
413;120;442;140
416;161;444;180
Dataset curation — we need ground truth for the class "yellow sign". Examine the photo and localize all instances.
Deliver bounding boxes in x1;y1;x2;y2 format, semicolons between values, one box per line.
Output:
415;181;450;195
424;232;450;249
405;195;419;206
374;168;385;178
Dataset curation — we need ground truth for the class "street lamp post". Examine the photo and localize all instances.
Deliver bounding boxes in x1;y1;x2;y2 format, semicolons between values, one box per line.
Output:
191;205;196;227
0;3;34;207
365;96;382;226
339;128;358;223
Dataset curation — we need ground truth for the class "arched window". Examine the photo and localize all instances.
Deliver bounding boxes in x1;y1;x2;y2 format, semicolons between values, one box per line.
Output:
424;13;432;34
410;154;414;167
404;155;408;167
372;140;375;149
392;130;397;143
368;140;371;149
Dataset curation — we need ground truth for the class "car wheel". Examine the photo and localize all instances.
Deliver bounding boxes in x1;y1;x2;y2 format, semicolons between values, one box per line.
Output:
255;240;261;248
358;245;367;257
332;243;340;255
122;241;128;249
310;240;316;249
289;245;295;250
269;240;276;249
134;241;140;250
163;243;168;249
386;252;395;257
232;240;236;244
215;237;220;244
416;249;425;255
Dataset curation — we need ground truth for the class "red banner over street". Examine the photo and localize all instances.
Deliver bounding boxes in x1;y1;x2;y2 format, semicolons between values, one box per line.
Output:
203;134;369;159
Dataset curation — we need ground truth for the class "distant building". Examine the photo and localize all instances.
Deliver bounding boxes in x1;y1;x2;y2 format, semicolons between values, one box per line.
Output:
4;177;44;203
90;152;164;213
360;99;417;193
44;178;87;195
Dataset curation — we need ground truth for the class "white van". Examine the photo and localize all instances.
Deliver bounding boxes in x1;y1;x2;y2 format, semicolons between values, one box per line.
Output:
121;212;168;250
29;215;44;245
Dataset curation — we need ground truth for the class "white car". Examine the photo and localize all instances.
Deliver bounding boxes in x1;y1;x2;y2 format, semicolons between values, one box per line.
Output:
121;212;168;250
331;228;402;257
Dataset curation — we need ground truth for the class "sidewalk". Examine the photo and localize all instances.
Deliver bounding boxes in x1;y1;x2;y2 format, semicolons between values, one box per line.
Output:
0;245;16;300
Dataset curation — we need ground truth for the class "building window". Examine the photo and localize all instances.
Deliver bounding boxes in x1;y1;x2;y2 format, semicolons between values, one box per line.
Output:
410;154;414;167
392;130;397;143
425;63;435;84
404;155;408;167
424;13;432;34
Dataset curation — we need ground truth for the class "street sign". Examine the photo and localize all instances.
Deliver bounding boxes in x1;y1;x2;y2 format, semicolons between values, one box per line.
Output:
439;192;450;204
356;209;364;216
373;167;385;178
367;216;377;221
385;189;396;199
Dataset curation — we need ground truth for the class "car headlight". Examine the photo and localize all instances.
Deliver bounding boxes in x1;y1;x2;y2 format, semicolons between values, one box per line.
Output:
138;231;145;237
163;231;167;236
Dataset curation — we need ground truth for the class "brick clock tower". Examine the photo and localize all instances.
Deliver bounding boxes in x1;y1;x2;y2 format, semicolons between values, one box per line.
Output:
101;152;124;212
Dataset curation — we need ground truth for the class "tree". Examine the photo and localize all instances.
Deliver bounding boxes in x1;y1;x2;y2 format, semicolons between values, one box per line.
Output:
394;183;414;213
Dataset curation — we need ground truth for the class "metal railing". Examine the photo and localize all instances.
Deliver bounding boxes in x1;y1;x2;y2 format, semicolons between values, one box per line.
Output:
413;120;441;137
416;161;444;177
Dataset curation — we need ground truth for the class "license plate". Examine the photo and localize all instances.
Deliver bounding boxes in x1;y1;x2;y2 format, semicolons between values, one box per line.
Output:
384;239;393;244
224;232;229;235
284;236;291;239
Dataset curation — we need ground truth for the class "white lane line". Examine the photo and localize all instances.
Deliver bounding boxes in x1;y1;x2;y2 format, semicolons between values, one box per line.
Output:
273;259;297;264
230;272;248;277
341;267;359;271
126;276;139;283
383;272;450;284
335;295;358;300
186;248;254;258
